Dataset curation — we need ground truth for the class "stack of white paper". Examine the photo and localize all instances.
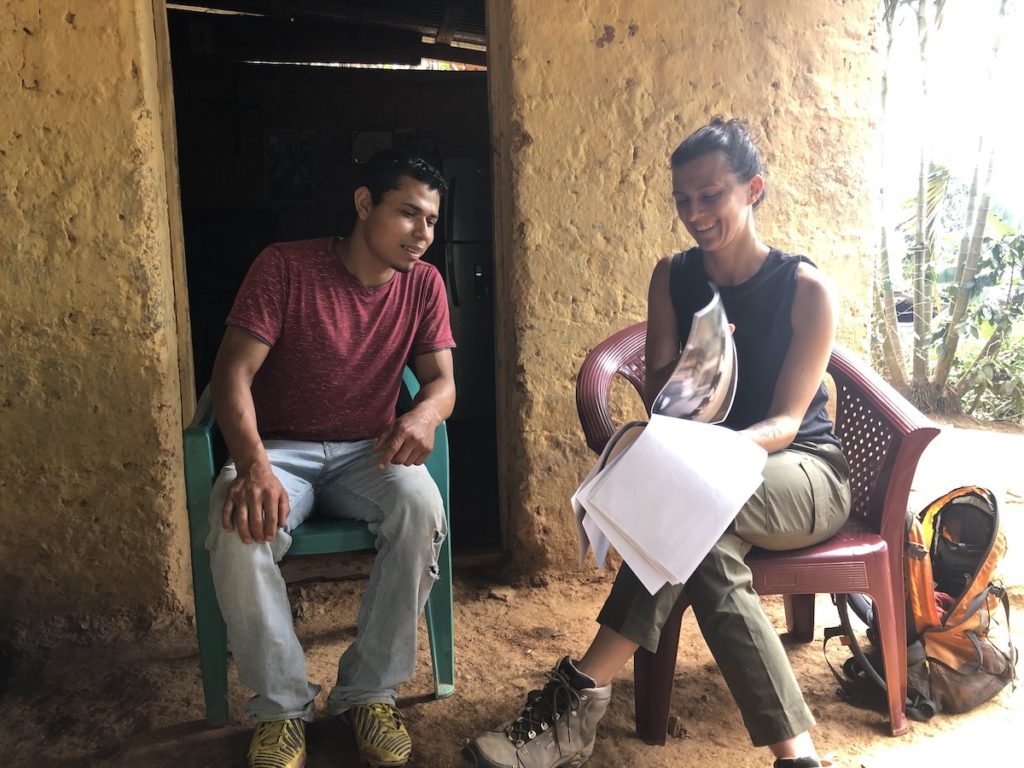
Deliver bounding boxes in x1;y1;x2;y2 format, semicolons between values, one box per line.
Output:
573;414;767;594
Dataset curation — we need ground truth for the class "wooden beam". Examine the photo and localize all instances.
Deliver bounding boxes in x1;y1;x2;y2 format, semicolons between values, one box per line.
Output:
436;0;466;45
169;8;486;68
169;10;423;65
169;0;488;46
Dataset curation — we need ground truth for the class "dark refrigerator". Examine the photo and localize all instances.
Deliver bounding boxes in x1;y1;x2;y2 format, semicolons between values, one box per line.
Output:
440;157;500;550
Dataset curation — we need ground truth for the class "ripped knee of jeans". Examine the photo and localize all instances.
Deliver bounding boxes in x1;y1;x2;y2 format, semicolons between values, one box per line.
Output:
428;527;445;580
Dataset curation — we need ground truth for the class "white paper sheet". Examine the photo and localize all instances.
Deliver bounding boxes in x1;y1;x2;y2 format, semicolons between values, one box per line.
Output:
572;421;645;567
583;500;678;593
574;415;767;594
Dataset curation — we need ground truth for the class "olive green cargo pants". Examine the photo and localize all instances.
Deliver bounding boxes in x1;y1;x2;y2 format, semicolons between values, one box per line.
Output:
597;441;851;746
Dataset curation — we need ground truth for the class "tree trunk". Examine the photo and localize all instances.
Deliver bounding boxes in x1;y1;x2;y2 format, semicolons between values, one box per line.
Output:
952;313;1011;400
911;0;931;384
934;149;995;387
953;138;982;286
933;0;1006;389
875;1;906;388
874;275;907;390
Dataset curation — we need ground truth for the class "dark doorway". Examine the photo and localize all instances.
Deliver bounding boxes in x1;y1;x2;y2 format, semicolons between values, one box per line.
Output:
167;2;500;553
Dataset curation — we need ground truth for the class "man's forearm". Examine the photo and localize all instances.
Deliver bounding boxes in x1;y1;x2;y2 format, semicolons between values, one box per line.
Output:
410;378;456;426
211;374;269;472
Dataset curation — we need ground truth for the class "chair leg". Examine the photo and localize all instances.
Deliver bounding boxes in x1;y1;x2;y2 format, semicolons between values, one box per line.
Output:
783;594;816;643
634;595;689;746
191;546;230;726
870;579;910;736
424;525;455;699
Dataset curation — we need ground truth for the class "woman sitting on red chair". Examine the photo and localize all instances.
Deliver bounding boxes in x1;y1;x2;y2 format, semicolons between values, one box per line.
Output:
463;117;852;768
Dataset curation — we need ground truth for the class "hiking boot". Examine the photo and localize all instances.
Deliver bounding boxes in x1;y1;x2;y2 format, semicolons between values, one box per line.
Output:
346;702;413;766
462;657;612;768
246;717;306;768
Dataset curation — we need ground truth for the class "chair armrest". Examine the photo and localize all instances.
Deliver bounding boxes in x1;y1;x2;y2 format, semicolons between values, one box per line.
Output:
403;367;451;502
183;386;218;549
576;321;647;455
829;345;938;440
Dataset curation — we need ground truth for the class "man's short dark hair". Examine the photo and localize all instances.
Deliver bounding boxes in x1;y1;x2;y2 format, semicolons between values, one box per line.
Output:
361;150;447;203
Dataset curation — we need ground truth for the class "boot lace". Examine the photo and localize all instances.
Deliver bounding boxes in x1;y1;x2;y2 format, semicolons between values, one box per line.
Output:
504;668;583;750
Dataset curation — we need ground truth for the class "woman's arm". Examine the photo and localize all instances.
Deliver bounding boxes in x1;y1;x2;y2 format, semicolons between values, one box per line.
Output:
739;263;837;453
643;256;683;412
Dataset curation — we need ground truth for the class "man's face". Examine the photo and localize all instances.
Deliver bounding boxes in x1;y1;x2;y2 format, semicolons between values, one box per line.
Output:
360;175;441;273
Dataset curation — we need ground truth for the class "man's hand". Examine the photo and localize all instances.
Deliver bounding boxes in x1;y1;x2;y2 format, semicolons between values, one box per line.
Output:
221;462;290;544
372;408;438;469
373;348;454;469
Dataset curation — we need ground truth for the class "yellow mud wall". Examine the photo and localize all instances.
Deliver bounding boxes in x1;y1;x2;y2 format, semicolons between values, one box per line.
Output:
0;2;191;641
487;0;880;568
0;0;881;635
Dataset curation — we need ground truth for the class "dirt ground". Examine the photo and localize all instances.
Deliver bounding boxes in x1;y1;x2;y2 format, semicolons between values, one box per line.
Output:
2;419;1022;768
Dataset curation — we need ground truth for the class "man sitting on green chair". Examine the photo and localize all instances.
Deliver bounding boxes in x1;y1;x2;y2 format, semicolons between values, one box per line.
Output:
206;150;455;768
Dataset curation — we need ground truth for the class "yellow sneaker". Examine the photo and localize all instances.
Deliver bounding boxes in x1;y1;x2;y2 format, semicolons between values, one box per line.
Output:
246;717;306;768
346;703;413;766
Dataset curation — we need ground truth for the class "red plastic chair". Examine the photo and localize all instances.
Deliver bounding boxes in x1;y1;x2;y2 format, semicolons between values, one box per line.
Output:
575;321;940;741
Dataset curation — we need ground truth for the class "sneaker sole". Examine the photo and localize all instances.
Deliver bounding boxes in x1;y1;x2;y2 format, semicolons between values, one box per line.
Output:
359;746;409;767
248;740;306;768
252;756;306;768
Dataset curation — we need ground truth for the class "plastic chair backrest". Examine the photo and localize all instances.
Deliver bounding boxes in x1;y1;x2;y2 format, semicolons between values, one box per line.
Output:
574;321;925;542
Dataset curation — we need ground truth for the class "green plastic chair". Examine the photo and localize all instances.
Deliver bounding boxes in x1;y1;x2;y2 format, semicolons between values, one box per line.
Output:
183;367;455;725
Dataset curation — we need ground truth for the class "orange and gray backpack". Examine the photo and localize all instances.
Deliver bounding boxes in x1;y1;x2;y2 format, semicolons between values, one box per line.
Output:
828;486;1017;720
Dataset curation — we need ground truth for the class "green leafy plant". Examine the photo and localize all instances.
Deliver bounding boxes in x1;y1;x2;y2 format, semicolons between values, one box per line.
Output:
872;0;1022;423
940;232;1024;420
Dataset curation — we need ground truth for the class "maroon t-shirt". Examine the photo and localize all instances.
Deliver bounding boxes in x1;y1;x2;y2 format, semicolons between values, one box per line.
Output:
227;237;455;442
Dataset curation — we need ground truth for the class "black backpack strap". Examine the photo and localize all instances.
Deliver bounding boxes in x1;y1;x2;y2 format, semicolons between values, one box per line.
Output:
940;583;1001;631
928;583;1016;675
994;586;1018;685
827;594;938;721
904;639;937;721
822;622;855;692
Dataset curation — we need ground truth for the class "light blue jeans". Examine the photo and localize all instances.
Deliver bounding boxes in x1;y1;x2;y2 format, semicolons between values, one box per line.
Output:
205;439;446;723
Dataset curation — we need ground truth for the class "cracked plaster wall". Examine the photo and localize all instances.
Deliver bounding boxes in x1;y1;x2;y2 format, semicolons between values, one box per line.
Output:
489;0;880;570
0;2;190;641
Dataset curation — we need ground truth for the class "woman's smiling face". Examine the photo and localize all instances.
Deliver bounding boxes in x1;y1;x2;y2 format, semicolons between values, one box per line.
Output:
671;151;763;254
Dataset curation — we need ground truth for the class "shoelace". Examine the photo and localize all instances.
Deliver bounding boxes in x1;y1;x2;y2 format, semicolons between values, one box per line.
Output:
251;718;303;755
256;719;287;748
504;669;583;749
366;702;405;732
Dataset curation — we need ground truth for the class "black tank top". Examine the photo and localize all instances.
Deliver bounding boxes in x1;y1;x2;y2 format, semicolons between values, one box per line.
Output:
668;247;839;448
